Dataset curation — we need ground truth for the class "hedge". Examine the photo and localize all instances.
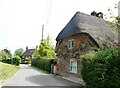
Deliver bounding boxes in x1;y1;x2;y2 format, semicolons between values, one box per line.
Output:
81;48;120;88
31;58;53;73
2;58;12;64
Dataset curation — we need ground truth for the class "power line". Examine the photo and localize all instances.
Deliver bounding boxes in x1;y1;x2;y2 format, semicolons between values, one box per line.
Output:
43;0;53;31
46;0;52;29
41;0;52;42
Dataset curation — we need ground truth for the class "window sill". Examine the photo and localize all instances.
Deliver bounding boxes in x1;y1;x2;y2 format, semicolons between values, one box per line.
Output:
68;47;74;49
69;71;77;74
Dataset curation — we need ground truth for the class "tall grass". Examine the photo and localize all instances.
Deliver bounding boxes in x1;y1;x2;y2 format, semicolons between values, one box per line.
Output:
0;62;20;83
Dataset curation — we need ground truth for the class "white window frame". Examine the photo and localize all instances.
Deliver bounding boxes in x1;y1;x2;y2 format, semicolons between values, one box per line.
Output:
67;39;74;49
70;59;77;74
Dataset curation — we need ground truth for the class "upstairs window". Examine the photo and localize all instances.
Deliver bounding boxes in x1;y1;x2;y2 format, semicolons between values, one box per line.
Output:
68;39;74;49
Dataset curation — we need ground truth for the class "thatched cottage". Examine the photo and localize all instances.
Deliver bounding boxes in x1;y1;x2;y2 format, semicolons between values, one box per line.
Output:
55;12;118;83
22;46;35;60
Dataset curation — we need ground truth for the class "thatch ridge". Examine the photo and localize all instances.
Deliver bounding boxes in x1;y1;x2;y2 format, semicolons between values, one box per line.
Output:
56;11;118;47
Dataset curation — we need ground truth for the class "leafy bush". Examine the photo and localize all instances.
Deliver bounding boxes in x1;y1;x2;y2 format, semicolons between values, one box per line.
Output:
21;57;31;64
2;58;12;64
12;56;21;66
31;58;53;73
81;48;120;88
26;57;31;64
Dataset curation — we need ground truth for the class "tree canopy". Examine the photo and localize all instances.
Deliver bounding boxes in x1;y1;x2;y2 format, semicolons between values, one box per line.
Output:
14;48;24;58
34;35;56;59
0;49;12;62
106;16;120;33
105;3;120;33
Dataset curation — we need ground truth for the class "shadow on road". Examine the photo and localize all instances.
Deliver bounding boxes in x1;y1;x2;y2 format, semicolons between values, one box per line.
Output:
25;74;81;86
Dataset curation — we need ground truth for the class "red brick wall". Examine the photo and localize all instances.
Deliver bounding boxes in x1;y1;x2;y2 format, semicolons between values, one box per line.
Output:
56;33;97;79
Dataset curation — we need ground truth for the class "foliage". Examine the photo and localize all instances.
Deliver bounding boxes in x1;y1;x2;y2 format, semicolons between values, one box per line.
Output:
81;48;120;88
22;57;31;64
34;35;56;59
14;48;24;58
0;50;6;62
107;16;120;33
12;55;21;66
31;58;53;73
104;3;120;33
0;62;20;82
0;49;12;63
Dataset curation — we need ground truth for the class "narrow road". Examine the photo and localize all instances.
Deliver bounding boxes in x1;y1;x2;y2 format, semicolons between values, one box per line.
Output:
2;64;81;87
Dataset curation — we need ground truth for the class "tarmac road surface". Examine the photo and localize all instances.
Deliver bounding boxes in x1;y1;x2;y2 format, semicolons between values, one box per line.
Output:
1;64;81;88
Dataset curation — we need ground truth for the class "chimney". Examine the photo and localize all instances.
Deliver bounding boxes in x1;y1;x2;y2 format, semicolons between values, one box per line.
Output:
26;46;28;50
91;11;97;16
97;12;103;18
91;11;103;18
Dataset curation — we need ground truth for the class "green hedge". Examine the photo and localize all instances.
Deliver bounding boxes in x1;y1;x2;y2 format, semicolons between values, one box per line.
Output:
81;48;120;88
31;58;53;73
2;58;12;64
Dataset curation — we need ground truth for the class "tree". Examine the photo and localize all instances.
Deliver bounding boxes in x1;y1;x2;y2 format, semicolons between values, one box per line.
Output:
14;48;24;58
105;2;120;33
106;16;120;33
0;50;7;62
0;49;12;62
34;35;56;59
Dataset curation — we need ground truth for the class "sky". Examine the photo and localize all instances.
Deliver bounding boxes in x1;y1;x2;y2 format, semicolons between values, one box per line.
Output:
0;0;119;54
118;1;120;16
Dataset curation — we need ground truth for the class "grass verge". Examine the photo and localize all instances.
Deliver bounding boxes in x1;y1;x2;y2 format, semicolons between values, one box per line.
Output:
31;65;49;74
0;62;20;83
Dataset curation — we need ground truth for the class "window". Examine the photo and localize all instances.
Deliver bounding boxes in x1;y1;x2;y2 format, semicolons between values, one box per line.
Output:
70;59;77;74
68;39;74;49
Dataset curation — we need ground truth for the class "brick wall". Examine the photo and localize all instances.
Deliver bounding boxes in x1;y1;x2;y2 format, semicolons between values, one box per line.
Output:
56;33;98;82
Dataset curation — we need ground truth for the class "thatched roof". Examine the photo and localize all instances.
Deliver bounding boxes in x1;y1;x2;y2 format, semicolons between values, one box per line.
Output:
56;12;118;47
22;49;35;57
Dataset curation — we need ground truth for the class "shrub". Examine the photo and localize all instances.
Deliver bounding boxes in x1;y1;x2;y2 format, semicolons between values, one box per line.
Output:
31;58;53;73
26;57;31;64
21;57;31;64
1;58;13;64
81;48;120;88
12;56;21;66
24;57;31;64
6;58;12;64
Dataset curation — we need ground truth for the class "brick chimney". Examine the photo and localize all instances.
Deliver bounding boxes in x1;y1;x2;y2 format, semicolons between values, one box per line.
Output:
91;11;103;18
26;46;28;50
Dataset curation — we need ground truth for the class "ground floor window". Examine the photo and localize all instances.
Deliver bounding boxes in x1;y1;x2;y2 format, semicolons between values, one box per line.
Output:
70;59;77;74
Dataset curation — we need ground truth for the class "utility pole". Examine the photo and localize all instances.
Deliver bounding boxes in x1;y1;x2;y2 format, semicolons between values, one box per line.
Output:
41;24;44;42
118;1;120;29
